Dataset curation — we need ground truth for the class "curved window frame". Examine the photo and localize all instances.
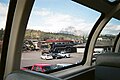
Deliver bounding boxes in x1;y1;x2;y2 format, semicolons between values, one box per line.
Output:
0;0;17;79
2;0;120;79
0;0;35;79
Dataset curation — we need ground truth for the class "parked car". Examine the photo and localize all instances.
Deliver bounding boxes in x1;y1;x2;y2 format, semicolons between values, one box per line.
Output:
92;51;102;62
58;51;70;58
21;63;62;73
41;53;53;60
50;52;63;59
32;40;40;50
56;64;72;67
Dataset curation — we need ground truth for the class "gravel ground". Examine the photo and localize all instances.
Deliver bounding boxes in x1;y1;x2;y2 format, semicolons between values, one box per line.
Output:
20;51;84;67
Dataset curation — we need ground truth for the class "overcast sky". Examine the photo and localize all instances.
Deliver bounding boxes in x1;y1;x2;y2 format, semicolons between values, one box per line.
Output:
0;0;120;35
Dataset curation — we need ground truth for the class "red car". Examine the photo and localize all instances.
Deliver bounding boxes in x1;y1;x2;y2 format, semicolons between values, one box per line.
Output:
21;63;59;73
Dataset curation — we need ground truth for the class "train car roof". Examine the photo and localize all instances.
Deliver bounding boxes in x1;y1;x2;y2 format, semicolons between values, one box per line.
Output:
72;0;120;20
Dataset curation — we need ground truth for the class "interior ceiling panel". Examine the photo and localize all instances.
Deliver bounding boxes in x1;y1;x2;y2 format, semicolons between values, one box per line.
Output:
72;0;120;20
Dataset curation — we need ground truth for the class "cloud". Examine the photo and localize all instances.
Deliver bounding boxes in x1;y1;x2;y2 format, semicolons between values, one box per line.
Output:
34;8;51;16
0;3;7;16
28;8;120;35
0;2;8;29
101;25;120;35
28;8;93;35
107;25;120;31
0;2;119;36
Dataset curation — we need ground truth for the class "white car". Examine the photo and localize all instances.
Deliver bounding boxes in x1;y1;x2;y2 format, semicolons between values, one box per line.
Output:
58;51;70;58
92;51;102;61
41;54;53;60
56;64;72;67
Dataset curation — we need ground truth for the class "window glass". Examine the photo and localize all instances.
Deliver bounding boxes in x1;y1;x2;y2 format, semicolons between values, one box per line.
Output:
43;66;53;72
20;0;100;72
93;18;120;63
33;66;37;71
0;0;10;58
37;67;42;72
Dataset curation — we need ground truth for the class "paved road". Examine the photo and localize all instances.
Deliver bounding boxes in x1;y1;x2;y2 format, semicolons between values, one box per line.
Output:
20;51;83;68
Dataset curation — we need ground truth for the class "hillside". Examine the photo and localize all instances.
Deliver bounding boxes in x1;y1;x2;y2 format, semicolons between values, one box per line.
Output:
24;29;82;41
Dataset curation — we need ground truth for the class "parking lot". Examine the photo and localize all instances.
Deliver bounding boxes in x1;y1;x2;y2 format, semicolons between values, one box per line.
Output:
20;51;84;68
